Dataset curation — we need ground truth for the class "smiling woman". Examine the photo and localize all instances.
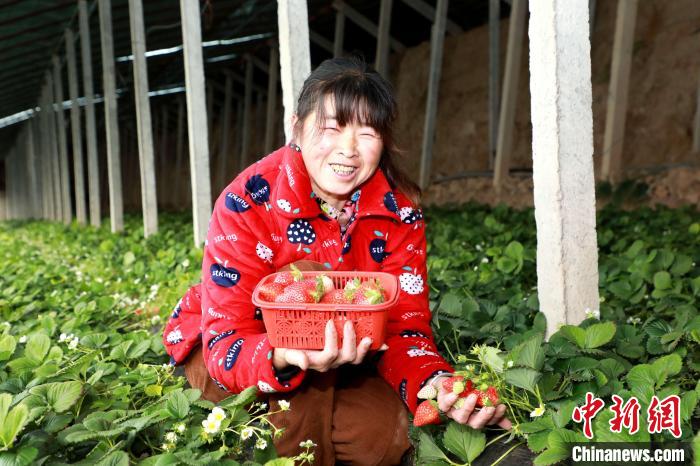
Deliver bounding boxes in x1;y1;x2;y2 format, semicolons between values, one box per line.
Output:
162;57;509;465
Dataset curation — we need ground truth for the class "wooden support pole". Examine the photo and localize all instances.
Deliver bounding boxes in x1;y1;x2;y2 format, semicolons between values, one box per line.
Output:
692;72;700;153
332;1;405;53
129;0;159;236
589;0;597;36
418;0;448;189
488;0;500;169
400;0;462;35
180;0;213;247
334;10;345;58
375;0;393;78
529;0;599;338
278;0;311;143
601;0;638;183
241;56;254;167
264;45;280;154
53;56;73;225
37;88;49;219
65;29;87;225
79;0;102;227
493;0;527;190
219;73;233;191
99;0;124;232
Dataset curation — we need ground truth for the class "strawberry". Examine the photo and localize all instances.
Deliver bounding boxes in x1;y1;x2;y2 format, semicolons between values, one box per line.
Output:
275;282;316;304
441;376;467;396
417;384;438;400
351;279;385;305
343;277;361;294
413;400;441;427
320;288;352;304
471;386;499;407
273;264;304;285
258;282;285;302
317;274;335;293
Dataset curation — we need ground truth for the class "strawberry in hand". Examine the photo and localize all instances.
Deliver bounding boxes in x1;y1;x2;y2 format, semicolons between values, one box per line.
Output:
414;400;441;427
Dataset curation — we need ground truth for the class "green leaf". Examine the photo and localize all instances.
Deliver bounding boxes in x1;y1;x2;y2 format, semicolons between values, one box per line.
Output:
504;367;541;394
416;431;451;464
558;326;586;349
653;271;672;290
527;431;550;453
438;292;463;318
43;413;73;433
504;241;524;260
145;385;163;397
0;400;28;449
123;252;136;267
96;450;129;466
25;334;50;363
0;446;38;466
443;423;486;463
511;335;545;371
165;391;190;419
220;386;258;408
584;322;616;349
46;381;83;413
479;346;505;373
533;448;569;466
0;335;16;361
264;459;295;466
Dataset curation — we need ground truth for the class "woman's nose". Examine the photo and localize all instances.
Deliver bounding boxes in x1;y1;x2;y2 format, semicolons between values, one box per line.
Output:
337;128;358;157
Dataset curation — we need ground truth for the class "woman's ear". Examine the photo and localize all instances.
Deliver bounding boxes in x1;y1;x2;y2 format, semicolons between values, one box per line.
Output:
290;113;299;132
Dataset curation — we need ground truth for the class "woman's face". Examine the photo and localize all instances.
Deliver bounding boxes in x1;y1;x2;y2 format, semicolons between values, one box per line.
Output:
295;97;383;208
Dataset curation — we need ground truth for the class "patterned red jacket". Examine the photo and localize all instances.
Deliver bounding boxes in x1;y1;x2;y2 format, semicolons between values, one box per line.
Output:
162;144;454;414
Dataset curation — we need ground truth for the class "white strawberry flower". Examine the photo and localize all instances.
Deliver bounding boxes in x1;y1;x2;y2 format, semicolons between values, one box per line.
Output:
240;427;254;440
176;423;186;433
68;337;79;350
530;404;546;418
278;400;290;411
18;335;27;344
165;432;178;443
202;418;221;434
59;333;68;342
209;407;226;422
584;308;600;320
299;440;317;448
507;360;514;368
255;438;268;450
481;257;489;264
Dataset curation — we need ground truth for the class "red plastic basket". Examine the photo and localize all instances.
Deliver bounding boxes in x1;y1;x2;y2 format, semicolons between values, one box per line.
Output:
252;271;399;350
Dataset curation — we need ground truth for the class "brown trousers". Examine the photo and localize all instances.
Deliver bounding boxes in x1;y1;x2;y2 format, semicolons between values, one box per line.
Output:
184;346;412;466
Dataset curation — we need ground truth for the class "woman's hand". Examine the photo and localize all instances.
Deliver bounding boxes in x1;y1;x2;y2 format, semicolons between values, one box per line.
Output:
433;377;512;430
272;320;389;372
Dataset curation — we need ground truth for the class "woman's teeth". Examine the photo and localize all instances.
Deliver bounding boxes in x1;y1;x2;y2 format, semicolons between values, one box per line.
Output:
330;164;356;175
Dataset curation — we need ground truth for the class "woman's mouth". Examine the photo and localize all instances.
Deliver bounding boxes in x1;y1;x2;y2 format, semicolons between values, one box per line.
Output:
329;163;357;178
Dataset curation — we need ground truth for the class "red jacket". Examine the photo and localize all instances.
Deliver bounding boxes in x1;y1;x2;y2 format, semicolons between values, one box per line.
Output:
163;144;454;414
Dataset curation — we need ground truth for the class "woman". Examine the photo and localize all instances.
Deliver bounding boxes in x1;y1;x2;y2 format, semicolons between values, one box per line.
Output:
163;57;510;465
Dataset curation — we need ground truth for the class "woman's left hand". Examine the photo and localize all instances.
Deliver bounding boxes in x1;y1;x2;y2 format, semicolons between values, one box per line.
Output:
434;382;512;429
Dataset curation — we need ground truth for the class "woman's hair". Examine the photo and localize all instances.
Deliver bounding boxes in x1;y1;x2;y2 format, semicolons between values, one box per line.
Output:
292;56;421;206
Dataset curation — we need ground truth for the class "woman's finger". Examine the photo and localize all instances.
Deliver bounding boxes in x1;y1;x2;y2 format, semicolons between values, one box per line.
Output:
283;349;309;371
351;337;373;364
336;320;357;366
447;393;477;424
308;320;338;371
497;416;513;430
487;404;507;425
466;406;496;430
437;384;459;414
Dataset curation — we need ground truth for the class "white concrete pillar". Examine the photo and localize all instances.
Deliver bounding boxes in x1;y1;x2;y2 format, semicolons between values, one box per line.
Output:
99;0;124;233
529;0;599;338
159;105;169;205
375;0;393;78
334;10;345;58
180;0;213;247
53;56;73;225
129;0;159;237
47;73;64;222
488;0;500;168
418;0;448;189
241;56;254;167
601;0;638;183
65;29;88;225
493;0;527;190
278;0;311;143
264;45;280;154
25;119;40;219
29;115;44;219
79;0;102;227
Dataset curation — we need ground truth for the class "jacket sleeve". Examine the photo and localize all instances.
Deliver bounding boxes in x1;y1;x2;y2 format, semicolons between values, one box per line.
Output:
201;184;306;395
375;208;454;415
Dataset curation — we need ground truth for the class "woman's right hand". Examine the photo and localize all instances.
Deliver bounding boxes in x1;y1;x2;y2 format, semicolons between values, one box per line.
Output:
272;319;388;372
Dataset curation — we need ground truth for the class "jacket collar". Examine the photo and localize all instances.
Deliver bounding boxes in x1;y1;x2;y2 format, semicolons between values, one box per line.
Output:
272;144;402;221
